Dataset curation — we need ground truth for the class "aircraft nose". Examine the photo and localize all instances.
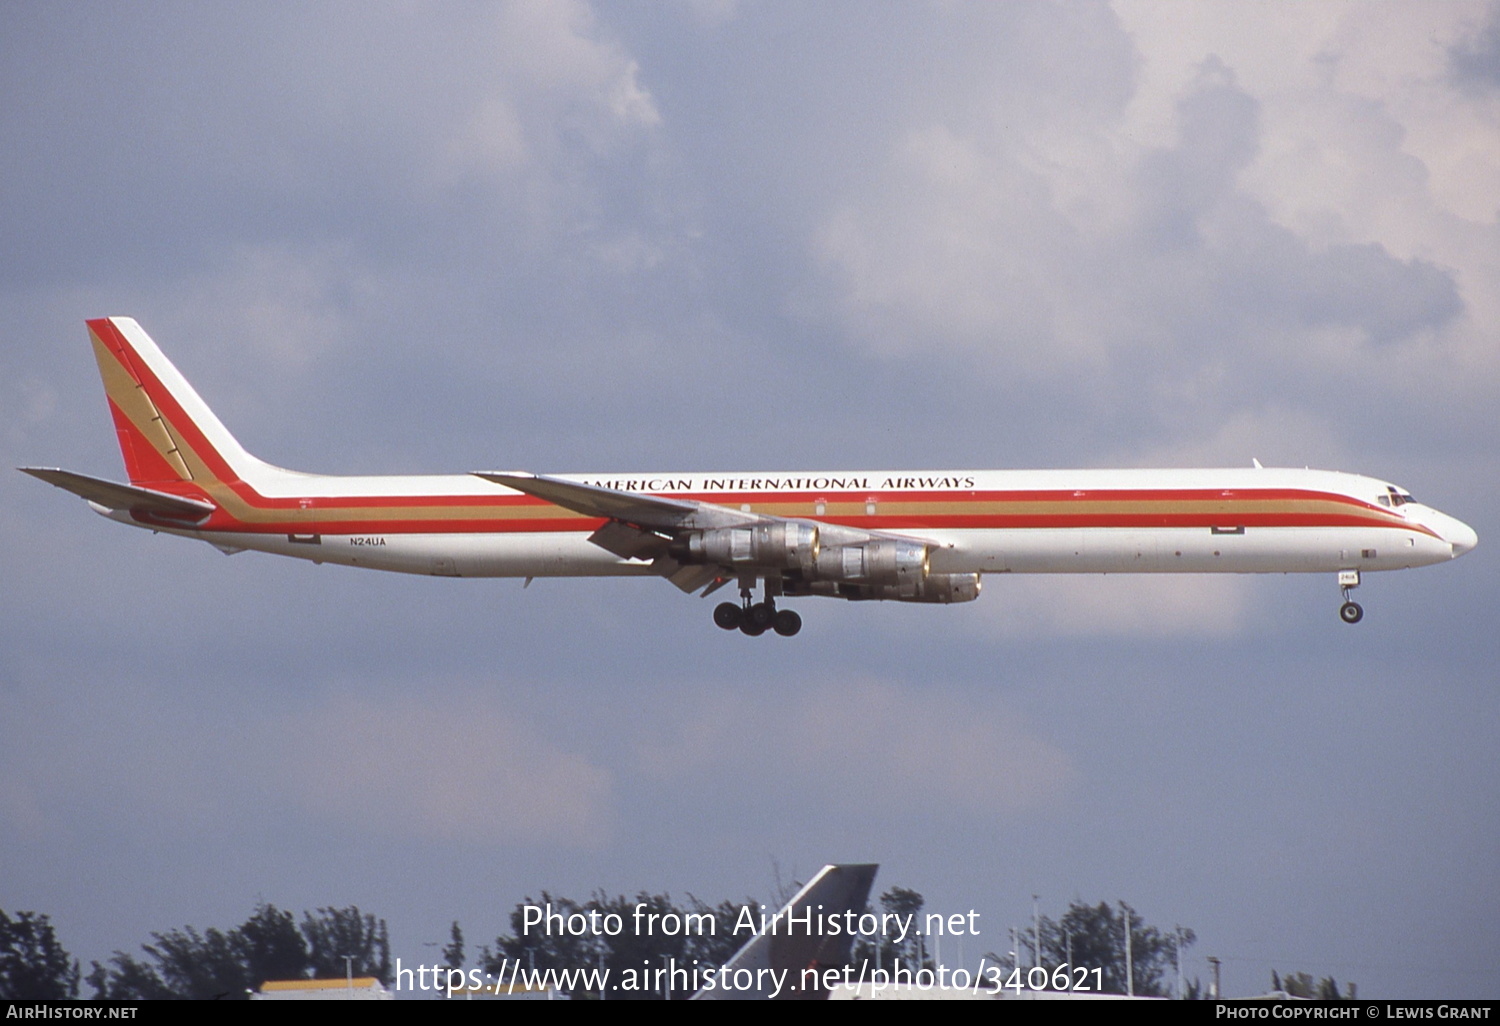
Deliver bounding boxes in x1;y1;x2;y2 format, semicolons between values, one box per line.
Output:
1435;513;1478;557
1447;517;1478;557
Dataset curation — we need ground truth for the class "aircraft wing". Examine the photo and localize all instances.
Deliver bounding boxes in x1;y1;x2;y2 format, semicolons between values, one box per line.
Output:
471;471;714;531
472;471;940;597
473;471;767;594
19;467;215;521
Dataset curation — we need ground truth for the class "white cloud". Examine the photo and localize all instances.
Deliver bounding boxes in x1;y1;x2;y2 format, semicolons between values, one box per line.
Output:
432;1;661;194
808;2;1498;445
1117;1;1500;386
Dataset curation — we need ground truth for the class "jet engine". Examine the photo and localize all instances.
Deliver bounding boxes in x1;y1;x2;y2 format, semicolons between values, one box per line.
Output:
669;522;821;571
671;524;979;604
812;537;928;590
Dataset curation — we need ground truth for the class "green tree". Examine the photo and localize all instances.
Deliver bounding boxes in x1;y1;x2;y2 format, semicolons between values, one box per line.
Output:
90;907;301;999
442;921;464;972
139;925;249;999
86;953;172;1000
1275;970;1346;999
853;886;928;971
1002;900;1194;997
238;903;308;989
681;896;753;970
302;906;390;982
486;891;755;1000
0;910;79;999
486;892;603;999
87;902;392;998
592;892;693;1000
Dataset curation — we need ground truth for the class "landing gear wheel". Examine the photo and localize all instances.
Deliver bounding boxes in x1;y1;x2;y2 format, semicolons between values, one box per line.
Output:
1340;601;1364;624
740;621;767;637
746;602;775;630
713;602;743;630
773;609;802;637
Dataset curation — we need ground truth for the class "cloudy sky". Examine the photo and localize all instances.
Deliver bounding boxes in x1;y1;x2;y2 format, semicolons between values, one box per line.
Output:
3;1;1497;999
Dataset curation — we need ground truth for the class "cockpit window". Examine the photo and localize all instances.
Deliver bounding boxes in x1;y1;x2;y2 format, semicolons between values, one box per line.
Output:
1386;487;1416;507
1378;495;1391;507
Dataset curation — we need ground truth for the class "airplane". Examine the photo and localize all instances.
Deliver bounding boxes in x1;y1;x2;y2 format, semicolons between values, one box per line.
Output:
22;318;1478;637
691;863;879;1000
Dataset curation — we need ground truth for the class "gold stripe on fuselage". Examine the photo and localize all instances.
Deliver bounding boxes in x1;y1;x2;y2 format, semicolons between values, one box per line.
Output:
100;335;1405;534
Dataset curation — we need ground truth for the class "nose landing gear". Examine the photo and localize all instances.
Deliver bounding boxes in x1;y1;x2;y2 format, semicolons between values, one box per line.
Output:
712;581;802;637
1338;569;1363;624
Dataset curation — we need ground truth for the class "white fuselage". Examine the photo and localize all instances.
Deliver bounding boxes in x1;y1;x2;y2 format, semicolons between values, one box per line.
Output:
103;466;1475;580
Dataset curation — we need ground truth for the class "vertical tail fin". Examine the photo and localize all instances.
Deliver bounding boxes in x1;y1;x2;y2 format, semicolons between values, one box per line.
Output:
692;863;879;1000
87;317;267;488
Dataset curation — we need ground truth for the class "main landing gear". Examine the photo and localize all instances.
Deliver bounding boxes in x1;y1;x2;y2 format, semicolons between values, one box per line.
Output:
713;581;801;637
1338;569;1363;624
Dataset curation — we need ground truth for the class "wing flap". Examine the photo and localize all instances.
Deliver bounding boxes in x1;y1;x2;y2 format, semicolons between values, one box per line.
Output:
20;467;215;521
587;521;670;560
652;558;723;594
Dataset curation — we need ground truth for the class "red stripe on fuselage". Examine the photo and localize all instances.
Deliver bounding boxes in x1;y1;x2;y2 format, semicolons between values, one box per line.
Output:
99;320;1426;540
190;492;1426;537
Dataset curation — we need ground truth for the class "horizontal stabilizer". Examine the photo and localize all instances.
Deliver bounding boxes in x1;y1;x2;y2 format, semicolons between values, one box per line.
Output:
19;467;214;521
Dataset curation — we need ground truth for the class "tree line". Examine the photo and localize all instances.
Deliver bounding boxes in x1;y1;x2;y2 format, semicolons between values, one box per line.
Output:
0;905;389;1000
994;898;1198;998
6;891;1350;1000
477;891;752;1000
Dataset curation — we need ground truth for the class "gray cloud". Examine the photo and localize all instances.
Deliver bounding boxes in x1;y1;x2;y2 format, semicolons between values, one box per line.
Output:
1450;5;1500;93
2;1;1496;1000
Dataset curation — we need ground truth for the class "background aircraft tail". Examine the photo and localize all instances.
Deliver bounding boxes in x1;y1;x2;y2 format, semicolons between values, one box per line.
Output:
86;317;272;489
693;863;879;1000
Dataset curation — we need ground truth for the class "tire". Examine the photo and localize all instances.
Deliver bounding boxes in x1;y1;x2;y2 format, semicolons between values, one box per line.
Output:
746;602;775;629
773;609;802;637
740;621;767;637
1339;601;1363;624
713;602;743;630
